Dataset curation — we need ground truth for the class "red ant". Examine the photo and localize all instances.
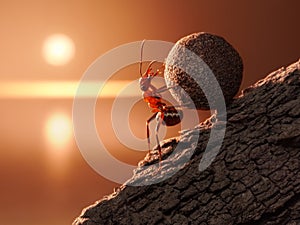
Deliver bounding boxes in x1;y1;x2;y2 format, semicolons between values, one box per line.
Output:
139;40;183;162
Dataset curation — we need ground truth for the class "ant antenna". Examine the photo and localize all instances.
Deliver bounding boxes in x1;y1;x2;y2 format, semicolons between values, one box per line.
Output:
139;40;146;76
139;40;158;77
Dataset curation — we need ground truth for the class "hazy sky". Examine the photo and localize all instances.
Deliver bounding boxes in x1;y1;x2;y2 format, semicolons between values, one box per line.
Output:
0;1;299;225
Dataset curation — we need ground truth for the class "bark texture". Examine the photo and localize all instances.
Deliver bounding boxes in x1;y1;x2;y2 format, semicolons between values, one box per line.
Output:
73;60;300;225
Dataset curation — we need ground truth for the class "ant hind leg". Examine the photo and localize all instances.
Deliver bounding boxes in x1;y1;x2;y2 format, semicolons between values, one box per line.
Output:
155;112;163;166
146;112;158;155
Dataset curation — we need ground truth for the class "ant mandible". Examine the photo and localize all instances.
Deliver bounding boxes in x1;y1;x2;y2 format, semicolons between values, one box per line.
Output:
139;40;183;162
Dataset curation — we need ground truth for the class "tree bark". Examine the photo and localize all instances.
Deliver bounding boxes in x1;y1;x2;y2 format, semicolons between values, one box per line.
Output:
73;60;300;225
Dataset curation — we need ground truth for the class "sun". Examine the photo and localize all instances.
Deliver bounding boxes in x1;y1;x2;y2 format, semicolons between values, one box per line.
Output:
42;34;75;66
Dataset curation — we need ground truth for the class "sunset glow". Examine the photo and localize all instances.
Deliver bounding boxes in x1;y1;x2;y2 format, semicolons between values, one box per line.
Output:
1;1;298;225
45;113;72;153
0;80;136;98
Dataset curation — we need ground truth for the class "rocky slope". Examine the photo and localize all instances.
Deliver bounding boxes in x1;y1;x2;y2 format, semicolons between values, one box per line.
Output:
73;60;300;225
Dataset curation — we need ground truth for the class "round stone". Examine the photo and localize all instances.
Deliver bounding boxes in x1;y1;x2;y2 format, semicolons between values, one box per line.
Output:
164;32;243;110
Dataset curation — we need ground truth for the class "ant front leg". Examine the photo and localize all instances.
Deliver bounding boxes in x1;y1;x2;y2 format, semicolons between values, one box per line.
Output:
154;85;174;94
146;112;158;154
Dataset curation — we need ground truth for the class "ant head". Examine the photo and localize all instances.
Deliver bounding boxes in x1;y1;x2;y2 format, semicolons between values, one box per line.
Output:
139;76;151;91
139;60;157;91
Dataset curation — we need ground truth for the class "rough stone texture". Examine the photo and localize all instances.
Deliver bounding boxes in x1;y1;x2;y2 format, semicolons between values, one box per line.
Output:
165;32;243;110
73;60;300;225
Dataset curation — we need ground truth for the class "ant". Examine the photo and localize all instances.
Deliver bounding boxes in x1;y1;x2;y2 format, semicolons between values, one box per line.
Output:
139;40;183;163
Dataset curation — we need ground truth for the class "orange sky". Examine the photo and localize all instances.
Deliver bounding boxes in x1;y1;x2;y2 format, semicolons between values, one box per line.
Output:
0;1;299;224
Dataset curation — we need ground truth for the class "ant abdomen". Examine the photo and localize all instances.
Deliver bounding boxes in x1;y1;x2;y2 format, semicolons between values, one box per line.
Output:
162;106;182;126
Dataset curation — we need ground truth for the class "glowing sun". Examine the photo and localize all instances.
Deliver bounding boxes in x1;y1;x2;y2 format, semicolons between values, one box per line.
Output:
42;34;75;66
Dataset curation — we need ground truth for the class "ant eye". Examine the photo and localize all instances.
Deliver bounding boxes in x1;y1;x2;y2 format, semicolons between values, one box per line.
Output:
141;85;147;91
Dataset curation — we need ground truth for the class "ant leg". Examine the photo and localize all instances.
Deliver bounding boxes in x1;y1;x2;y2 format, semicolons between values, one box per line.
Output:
155;112;163;163
150;84;179;95
155;85;173;94
146;112;158;154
